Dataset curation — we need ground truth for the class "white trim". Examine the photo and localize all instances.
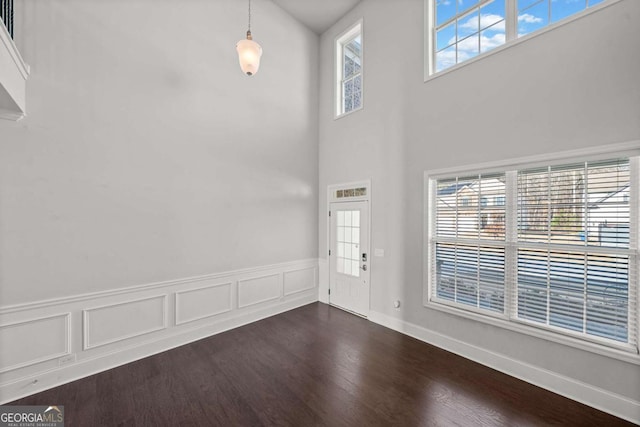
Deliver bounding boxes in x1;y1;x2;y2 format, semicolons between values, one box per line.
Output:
318;258;329;304
633;157;640;357
0;313;71;374
82;295;168;350
0;294;317;404
423;177;434;307
0;258;317;314
505;0;517;41
0;260;319;403
426;140;640;179
0;17;29;120
334;18;364;119
283;266;318;296
368;309;640;424
174;282;233;326
0;19;29;80
237;273;282;309
423;0;433;76
424;0;624;82
334;103;363;121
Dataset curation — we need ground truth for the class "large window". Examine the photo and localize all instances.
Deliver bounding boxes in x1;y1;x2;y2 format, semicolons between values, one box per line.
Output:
429;0;614;75
426;154;639;354
335;20;363;118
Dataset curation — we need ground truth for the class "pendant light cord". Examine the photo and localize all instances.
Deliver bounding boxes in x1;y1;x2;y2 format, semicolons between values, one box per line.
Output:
248;0;252;32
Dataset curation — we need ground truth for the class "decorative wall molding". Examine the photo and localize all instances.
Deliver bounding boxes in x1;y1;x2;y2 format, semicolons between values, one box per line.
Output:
175;282;233;326
368;310;640;425
82;295;168;350
238;274;281;308
0;259;319;404
284;266;317;296
0;259;318;315
0;313;70;374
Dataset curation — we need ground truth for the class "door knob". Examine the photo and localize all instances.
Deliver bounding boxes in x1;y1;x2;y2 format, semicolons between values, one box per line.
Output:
361;264;367;271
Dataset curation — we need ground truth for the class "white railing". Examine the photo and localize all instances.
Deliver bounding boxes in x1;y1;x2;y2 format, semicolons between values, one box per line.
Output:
1;0;13;38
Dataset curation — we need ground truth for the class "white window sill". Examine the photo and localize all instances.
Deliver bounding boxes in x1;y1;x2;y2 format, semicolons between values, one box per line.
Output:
424;299;640;365
335;105;364;121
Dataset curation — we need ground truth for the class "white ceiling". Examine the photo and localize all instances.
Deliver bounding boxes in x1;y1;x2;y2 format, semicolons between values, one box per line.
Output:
271;0;361;34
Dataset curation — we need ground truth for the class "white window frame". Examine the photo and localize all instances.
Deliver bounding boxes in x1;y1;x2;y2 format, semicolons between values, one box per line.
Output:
335;19;363;119
424;0;623;81
423;141;640;364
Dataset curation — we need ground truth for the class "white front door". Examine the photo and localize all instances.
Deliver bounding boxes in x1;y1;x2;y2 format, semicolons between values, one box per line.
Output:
329;200;370;317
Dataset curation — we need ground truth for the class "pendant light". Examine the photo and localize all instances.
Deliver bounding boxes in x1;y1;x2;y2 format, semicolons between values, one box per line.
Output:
236;0;262;76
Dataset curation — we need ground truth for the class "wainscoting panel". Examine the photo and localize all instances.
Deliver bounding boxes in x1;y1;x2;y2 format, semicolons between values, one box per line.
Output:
284;266;317;296
0;314;70;374
83;296;168;350
238;274;281;308
175;282;232;326
0;259;318;404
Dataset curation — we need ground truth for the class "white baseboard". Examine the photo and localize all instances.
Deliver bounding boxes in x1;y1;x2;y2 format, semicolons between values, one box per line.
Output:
0;259;319;404
368;310;640;425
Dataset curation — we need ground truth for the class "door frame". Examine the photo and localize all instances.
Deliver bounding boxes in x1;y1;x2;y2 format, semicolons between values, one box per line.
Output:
327;179;372;317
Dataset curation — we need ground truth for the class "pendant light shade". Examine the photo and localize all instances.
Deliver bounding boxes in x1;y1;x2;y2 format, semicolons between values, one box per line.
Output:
237;0;262;76
236;31;262;76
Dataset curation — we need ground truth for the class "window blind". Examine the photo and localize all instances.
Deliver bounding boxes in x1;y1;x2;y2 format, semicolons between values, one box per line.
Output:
514;159;637;347
429;157;638;352
432;174;507;314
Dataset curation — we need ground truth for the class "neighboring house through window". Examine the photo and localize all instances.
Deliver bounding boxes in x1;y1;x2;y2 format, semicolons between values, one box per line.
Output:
425;149;639;357
428;0;613;75
336;20;363;117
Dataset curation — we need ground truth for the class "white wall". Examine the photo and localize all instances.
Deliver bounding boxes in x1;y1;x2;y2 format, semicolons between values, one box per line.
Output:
0;0;320;403
0;0;319;305
318;0;640;416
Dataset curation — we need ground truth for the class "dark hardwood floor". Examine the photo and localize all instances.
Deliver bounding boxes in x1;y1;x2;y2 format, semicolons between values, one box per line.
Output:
9;302;635;426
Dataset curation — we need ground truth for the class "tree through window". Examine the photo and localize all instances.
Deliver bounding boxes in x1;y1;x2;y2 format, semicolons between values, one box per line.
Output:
427;156;638;352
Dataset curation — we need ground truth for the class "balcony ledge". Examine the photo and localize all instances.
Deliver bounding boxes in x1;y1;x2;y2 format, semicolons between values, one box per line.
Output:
0;22;29;121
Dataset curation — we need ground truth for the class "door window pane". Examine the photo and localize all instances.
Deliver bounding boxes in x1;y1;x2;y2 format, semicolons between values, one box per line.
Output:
336;210;362;277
